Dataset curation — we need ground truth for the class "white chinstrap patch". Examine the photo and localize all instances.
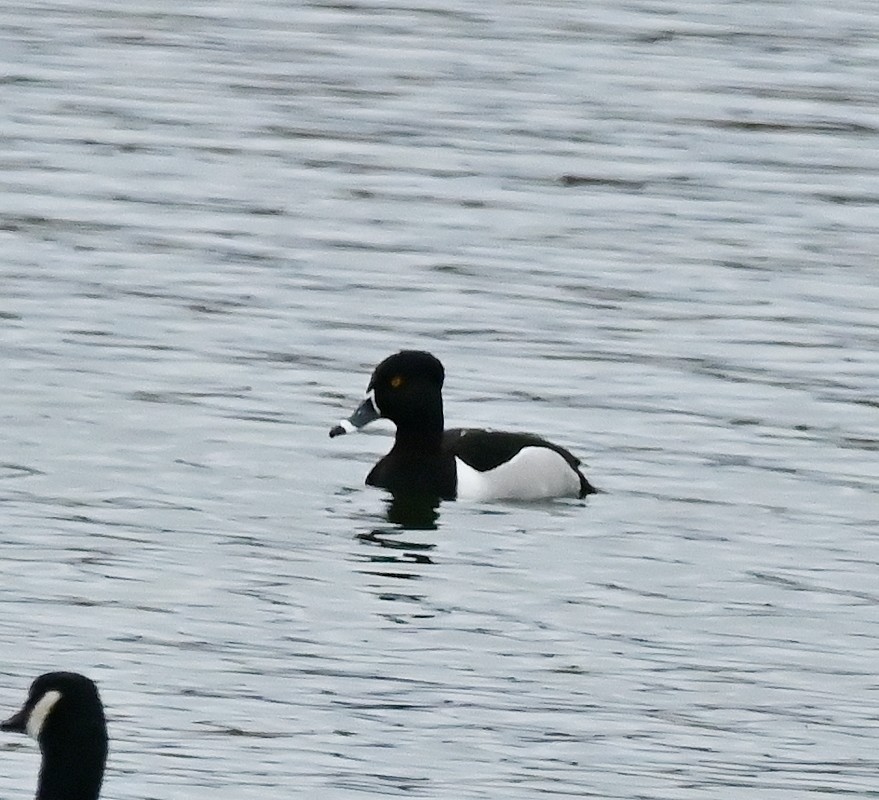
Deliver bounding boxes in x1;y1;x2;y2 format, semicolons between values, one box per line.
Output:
455;446;581;501
26;690;62;740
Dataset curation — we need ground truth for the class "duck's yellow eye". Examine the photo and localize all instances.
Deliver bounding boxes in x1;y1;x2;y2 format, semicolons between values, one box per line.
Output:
390;375;404;389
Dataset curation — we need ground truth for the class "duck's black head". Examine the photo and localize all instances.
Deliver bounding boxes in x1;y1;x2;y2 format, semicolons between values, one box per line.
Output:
2;672;107;800
368;350;446;432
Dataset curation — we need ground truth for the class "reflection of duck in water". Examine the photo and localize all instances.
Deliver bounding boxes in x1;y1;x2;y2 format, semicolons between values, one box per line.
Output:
2;672;108;800
384;492;441;529
331;351;595;501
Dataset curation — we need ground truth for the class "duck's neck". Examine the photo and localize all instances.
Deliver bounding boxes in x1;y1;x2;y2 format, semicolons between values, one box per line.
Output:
392;420;445;454
38;732;106;800
394;398;444;459
392;395;444;453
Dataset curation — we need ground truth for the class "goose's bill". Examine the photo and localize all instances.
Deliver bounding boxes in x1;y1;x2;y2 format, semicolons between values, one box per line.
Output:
0;705;28;733
329;393;380;438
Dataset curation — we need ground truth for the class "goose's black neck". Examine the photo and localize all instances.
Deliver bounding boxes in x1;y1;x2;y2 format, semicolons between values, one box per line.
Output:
37;718;107;800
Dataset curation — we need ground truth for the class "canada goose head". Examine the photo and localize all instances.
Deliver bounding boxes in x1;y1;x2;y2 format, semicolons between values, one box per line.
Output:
2;672;107;800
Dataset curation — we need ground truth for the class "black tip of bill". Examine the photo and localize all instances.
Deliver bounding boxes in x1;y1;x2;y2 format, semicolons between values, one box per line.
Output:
329;394;380;438
329;421;354;438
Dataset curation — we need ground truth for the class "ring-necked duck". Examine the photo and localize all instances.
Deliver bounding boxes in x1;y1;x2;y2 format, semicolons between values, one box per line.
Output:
2;672;107;800
330;351;596;501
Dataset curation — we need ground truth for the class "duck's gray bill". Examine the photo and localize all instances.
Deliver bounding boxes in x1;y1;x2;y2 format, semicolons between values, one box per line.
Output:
329;395;380;438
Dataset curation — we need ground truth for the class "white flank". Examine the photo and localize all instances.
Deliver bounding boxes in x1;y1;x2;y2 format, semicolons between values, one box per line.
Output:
455;446;581;501
26;689;62;740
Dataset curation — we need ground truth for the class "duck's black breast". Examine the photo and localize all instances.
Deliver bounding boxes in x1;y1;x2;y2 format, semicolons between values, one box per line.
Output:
366;444;457;500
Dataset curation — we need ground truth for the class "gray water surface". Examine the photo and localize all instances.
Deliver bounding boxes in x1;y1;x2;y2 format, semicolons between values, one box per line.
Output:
1;1;878;798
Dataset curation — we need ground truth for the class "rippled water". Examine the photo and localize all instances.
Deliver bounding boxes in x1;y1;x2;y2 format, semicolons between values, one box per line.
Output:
1;1;877;798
